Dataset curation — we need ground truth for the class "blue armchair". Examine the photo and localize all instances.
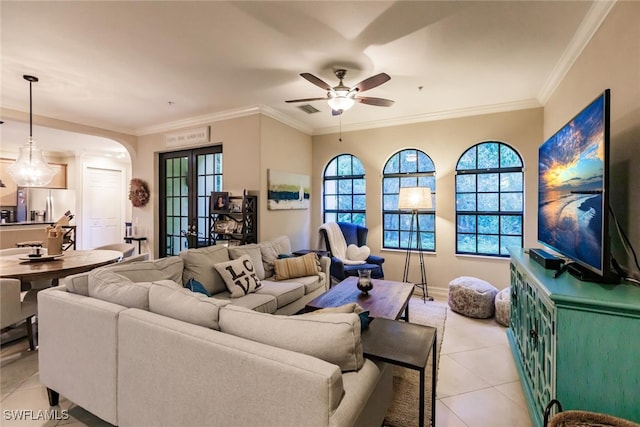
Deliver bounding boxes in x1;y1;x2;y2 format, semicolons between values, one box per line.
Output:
319;222;385;282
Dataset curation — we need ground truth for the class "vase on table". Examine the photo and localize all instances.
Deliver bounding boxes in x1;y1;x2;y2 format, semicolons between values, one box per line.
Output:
357;269;373;295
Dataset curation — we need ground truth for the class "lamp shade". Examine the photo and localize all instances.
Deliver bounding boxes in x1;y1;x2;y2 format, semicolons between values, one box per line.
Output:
398;187;432;210
327;96;355;112
8;139;56;187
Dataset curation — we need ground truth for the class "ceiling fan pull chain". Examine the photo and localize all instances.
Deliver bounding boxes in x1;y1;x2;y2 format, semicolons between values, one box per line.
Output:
339;114;343;142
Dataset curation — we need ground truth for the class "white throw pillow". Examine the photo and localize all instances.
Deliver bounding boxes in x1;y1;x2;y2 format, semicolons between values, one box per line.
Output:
219;305;364;372
346;244;370;262
213;255;262;298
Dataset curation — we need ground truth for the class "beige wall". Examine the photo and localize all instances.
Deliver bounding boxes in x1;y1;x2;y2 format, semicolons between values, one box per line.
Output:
312;108;543;292
259;116;313;250
543;1;640;278
135;115;261;258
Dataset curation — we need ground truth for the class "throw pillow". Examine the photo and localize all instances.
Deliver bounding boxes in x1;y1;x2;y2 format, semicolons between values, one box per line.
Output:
180;245;231;295
273;253;320;281
213;255;262;298
259;236;292;278
228;244;266;280
358;311;372;331
219;305;364;372
184;277;211;297
346;244;370;262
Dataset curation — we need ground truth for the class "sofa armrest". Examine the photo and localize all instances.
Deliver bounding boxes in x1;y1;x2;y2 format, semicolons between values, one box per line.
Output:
366;255;385;266
319;255;331;277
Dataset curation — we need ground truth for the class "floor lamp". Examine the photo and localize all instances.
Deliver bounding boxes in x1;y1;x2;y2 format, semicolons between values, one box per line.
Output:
398;187;433;302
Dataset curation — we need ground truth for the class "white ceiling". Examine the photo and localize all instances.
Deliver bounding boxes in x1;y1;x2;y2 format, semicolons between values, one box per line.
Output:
0;1;612;154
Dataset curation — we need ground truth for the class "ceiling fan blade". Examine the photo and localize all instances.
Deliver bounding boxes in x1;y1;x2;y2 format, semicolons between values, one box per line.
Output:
353;73;391;93
300;73;332;91
356;96;395;107
285;97;329;103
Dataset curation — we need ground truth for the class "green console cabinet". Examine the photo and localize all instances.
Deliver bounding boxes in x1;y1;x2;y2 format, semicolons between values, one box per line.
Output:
507;248;640;427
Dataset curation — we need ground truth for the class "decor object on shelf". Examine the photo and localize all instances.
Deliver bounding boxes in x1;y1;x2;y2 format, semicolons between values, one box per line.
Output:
398;186;433;302
8;75;55;187
495;287;511;326
128;178;150;207
211;191;229;212
267;170;310;210
448;276;498;318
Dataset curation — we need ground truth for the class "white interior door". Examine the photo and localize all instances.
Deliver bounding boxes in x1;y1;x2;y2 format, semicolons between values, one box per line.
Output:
83;167;124;249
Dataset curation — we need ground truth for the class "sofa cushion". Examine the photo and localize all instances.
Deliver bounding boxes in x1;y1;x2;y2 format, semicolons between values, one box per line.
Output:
213;255;262;298
213;292;278;313
180;245;230;295
279;273;325;295
273;253;320;281
257;280;305;309
259;236;292;278
149;281;229;330
104;256;184;285
88;266;180;309
219;305;364;372
228;244;266;280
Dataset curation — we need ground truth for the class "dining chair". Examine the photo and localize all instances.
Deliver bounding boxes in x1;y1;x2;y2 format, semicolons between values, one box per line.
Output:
0;247;53;295
0;278;38;350
92;243;136;259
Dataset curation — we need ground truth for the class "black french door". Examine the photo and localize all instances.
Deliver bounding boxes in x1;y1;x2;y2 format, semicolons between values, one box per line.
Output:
159;146;222;257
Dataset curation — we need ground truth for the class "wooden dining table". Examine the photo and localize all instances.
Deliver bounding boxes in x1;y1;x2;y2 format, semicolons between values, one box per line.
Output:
0;249;122;284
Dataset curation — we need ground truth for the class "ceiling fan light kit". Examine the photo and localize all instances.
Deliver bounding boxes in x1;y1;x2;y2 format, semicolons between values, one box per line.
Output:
8;75;55;187
286;68;394;115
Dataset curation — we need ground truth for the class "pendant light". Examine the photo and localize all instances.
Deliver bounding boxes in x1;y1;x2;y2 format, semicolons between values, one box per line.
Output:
8;75;55;187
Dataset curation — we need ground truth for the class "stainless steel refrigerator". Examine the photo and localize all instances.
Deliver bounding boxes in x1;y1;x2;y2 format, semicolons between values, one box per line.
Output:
16;188;76;223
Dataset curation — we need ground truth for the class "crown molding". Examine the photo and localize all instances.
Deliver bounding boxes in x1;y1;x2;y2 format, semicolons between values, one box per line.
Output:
311;99;543;136
537;0;616;104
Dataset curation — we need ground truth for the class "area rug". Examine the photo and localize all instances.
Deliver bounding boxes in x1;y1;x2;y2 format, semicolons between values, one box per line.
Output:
384;298;447;427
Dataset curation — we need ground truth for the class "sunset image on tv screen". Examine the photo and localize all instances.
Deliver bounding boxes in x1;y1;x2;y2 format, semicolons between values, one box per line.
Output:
538;94;605;270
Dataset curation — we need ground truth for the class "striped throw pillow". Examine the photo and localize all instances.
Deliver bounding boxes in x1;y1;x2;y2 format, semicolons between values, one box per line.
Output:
273;253;319;280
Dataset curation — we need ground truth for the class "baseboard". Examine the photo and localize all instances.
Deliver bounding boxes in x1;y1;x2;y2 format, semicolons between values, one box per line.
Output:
412;286;448;300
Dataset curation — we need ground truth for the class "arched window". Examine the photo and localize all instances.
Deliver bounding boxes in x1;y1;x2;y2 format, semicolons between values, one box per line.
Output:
323;154;366;225
382;149;436;250
455;141;524;257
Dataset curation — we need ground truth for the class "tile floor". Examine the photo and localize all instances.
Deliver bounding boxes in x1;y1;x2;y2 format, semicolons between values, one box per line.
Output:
0;294;533;427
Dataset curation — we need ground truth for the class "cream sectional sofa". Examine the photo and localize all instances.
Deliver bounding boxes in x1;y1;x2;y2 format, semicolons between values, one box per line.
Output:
37;236;393;427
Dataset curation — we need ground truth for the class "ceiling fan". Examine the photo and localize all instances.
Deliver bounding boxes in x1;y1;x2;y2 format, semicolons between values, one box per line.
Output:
285;69;394;115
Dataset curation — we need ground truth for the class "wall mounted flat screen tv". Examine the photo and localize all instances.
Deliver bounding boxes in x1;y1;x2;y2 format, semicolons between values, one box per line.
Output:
538;89;614;281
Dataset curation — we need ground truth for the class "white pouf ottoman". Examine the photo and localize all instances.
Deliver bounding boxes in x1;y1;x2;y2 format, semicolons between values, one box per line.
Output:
495;287;511;326
448;276;498;319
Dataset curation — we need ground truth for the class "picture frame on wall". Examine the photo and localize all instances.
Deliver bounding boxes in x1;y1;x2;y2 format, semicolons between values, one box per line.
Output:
211;191;229;212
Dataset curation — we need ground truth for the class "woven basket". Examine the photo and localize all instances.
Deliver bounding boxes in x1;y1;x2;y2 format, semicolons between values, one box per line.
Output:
544;400;640;427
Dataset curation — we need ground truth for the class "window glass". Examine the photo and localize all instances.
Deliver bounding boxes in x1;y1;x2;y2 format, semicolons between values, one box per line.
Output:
455;142;524;257
323;154;366;226
382;149;436;251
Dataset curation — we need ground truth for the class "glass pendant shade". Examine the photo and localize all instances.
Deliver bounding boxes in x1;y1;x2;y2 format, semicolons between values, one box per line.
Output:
8;137;55;187
8;74;55;187
328;90;355;112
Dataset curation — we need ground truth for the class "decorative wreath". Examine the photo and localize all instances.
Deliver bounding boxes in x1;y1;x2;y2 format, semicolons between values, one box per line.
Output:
129;178;150;207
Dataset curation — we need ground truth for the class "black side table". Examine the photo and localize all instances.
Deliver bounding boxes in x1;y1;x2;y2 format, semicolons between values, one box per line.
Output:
361;317;437;427
124;236;147;254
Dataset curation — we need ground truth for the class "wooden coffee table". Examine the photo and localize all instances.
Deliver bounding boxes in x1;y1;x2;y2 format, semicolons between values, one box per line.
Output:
305;276;414;321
